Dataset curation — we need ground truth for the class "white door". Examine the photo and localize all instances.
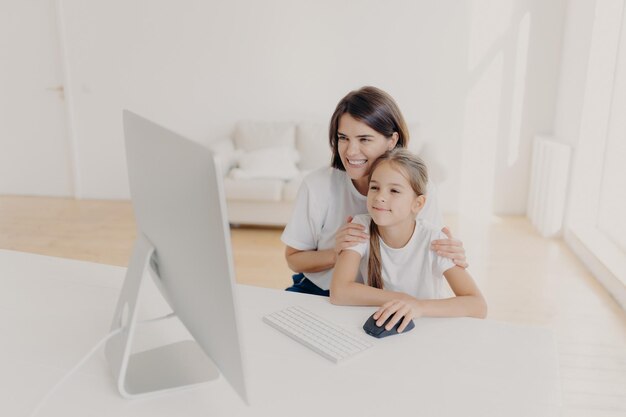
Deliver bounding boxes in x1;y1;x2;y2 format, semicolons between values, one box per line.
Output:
0;0;73;196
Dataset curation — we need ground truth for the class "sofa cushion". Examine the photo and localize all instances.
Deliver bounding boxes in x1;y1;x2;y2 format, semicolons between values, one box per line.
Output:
296;122;332;170
207;137;241;176
223;177;284;202
233;121;296;152
229;146;299;180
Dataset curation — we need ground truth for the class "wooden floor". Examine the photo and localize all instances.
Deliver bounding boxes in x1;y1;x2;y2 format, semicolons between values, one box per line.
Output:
1;195;625;416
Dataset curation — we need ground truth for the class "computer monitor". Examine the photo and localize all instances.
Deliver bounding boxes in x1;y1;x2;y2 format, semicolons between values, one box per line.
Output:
104;110;248;403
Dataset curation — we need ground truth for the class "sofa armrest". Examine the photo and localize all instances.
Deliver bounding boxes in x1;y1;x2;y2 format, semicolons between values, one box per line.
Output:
208;137;239;176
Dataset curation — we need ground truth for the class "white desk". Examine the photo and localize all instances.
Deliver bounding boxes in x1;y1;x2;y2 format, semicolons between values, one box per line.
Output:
1;250;561;417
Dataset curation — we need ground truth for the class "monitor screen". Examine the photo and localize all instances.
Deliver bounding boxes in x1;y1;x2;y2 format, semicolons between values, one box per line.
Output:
105;110;248;403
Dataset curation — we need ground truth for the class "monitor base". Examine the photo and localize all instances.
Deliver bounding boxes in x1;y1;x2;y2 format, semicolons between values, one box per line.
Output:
120;339;220;397
105;234;219;399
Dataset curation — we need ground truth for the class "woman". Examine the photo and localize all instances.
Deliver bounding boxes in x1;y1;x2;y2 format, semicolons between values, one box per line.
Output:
281;86;467;296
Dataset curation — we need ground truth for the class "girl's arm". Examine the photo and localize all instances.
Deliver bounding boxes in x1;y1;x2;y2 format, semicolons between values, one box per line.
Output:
417;266;487;318
329;250;412;306
373;266;487;332
284;245;336;273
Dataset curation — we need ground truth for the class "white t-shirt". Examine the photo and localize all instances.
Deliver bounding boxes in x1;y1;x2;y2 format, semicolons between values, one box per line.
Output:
281;167;443;290
347;214;455;299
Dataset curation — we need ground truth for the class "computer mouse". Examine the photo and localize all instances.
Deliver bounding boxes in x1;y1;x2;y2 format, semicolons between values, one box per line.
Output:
362;313;415;338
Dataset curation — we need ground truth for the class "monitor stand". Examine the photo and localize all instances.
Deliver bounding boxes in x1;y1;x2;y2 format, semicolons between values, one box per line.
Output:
105;234;220;398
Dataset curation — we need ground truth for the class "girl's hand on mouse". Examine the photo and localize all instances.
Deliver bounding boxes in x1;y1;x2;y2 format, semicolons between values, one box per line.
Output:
373;299;423;333
431;227;468;269
334;216;368;254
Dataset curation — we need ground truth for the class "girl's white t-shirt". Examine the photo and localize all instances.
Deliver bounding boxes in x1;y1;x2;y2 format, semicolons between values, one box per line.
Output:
346;214;455;299
281;167;443;290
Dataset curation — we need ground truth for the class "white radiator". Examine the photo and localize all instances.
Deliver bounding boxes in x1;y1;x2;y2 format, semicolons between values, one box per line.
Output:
527;136;572;237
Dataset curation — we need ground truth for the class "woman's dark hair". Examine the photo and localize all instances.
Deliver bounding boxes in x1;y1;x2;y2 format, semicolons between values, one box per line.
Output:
366;149;429;289
328;86;409;170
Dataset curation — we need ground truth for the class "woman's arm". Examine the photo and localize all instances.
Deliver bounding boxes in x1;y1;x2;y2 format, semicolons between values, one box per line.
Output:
420;184;468;269
336;218;469;269
431;227;469;268
334;216;369;253
329;250;412;306
284;245;337;273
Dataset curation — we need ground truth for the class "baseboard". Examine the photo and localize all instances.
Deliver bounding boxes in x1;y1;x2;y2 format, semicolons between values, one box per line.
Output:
564;225;626;312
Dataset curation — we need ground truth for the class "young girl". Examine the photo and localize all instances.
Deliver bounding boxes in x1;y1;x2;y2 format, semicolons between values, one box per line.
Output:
330;149;487;332
281;86;468;297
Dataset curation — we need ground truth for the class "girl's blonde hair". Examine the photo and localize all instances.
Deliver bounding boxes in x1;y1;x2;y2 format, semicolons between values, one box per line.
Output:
367;149;429;289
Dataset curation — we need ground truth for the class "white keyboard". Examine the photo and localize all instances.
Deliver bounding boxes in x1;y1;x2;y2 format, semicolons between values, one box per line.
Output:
263;306;373;363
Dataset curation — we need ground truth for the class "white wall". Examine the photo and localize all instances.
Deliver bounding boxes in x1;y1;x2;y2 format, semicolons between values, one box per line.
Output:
3;0;567;215
457;0;565;217
0;0;73;196
553;0;597;148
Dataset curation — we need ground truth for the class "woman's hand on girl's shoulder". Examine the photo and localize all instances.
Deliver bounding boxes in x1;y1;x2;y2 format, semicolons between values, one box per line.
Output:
373;298;422;333
431;227;469;269
334;216;369;254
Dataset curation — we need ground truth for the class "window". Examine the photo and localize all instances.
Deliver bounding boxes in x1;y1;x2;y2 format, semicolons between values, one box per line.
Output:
565;0;626;299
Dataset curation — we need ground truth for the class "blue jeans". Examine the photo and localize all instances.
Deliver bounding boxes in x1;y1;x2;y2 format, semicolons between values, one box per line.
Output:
285;273;330;297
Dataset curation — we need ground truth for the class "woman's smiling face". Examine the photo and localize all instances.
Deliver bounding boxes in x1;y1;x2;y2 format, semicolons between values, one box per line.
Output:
337;113;398;184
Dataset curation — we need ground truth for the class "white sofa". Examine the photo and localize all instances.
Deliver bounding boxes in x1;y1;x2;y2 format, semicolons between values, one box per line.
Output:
208;121;329;226
209;121;445;227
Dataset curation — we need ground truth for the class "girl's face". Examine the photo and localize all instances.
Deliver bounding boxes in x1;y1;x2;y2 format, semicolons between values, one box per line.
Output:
367;162;425;228
337;113;398;182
